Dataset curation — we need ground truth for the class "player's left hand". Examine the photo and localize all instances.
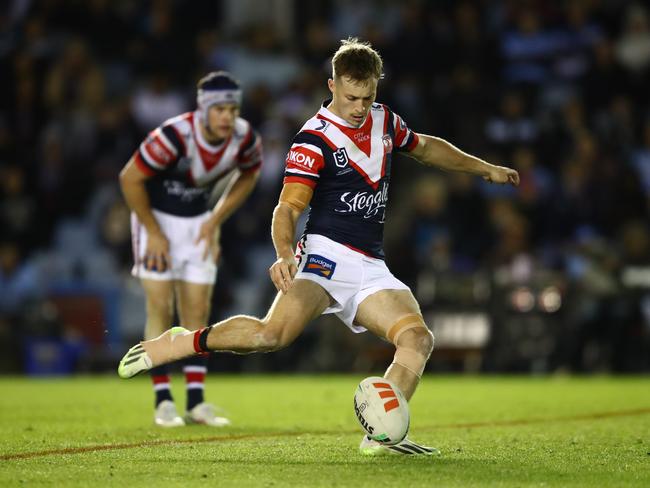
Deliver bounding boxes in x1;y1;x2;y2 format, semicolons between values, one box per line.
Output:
196;220;222;263
483;166;520;186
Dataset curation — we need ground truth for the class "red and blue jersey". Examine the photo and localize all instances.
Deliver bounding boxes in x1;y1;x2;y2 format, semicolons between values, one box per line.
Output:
284;101;418;259
134;111;262;216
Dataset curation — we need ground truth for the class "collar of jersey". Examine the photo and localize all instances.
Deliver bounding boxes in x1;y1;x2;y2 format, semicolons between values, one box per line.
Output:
318;101;369;129
193;110;230;152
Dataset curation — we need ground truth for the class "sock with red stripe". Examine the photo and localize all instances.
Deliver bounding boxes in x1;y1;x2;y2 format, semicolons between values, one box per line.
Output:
151;365;173;407
184;356;208;411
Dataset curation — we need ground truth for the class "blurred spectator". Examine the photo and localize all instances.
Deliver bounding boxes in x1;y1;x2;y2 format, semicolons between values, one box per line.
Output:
130;71;189;137
43;37;105;115
631;119;650;209
225;25;301;92
485;90;539;157
499;7;560;86
582;38;629;112
615;4;650;74
0;164;37;249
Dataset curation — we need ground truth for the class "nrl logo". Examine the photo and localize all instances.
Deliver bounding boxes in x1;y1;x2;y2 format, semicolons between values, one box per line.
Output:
333;147;349;167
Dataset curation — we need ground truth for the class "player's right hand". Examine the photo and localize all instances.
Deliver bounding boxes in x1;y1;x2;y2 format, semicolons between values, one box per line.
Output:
144;230;171;272
269;255;298;294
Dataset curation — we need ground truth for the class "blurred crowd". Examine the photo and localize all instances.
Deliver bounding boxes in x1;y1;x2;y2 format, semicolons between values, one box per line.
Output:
1;0;650;373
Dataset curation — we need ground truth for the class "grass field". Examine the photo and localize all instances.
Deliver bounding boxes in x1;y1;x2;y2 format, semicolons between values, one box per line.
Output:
0;374;649;487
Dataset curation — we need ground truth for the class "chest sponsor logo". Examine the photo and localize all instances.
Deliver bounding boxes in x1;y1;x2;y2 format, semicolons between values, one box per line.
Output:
303;254;336;279
335;181;389;222
287;150;316;169
163;180;207;202
334;147;349;168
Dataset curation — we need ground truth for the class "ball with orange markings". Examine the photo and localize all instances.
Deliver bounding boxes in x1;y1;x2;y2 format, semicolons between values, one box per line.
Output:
353;376;409;445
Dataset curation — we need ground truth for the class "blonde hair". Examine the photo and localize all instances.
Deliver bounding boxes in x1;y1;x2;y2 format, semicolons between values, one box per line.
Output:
331;37;383;81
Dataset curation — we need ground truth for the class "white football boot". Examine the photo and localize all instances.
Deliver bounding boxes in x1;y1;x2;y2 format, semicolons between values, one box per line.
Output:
154;400;185;427
359;435;440;456
185;402;231;427
118;327;195;379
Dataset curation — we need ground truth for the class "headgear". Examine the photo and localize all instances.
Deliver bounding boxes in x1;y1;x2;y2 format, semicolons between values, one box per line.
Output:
196;71;242;124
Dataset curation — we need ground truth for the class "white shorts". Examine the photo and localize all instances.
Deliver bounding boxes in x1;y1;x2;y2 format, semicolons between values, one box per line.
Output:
131;210;217;284
295;234;410;333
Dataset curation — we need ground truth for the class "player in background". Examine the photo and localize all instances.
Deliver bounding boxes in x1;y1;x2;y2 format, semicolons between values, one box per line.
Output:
118;40;518;452
119;71;262;427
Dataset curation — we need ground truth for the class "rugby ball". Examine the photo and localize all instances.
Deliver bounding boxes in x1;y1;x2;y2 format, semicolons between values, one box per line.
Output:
353;376;409;445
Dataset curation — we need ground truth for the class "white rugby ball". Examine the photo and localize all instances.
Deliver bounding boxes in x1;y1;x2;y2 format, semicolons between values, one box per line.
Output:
353;376;409;445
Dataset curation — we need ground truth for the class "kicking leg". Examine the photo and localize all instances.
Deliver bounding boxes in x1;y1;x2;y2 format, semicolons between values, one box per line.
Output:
119;279;332;378
203;279;331;353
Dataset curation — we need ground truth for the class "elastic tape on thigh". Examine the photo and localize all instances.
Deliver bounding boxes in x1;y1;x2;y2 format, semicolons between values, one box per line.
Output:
386;313;426;344
393;347;427;378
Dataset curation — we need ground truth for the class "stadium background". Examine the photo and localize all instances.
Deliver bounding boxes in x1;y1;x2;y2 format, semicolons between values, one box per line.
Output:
1;0;649;375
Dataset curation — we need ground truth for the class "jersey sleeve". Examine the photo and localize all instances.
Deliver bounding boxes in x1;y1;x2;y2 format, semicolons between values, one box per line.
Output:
236;128;263;173
134;124;185;175
283;133;326;189
391;111;419;153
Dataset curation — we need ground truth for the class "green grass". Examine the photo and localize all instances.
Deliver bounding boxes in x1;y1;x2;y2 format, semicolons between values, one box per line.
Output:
0;375;649;487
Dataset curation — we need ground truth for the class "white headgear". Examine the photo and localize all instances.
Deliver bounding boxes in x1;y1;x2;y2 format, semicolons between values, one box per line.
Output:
197;88;242;124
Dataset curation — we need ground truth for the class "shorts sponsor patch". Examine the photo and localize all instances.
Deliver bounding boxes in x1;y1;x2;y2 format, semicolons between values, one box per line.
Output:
303;254;336;279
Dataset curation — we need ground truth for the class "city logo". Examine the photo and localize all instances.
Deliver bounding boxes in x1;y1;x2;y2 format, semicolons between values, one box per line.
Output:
354;132;370;143
333;147;349;167
303;254;336;279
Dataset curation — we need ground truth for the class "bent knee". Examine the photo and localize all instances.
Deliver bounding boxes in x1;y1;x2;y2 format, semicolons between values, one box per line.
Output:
251;326;283;352
397;327;434;357
393;327;434;378
255;318;299;352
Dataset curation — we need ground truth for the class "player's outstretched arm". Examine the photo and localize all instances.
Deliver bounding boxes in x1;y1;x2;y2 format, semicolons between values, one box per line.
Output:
408;134;519;186
269;183;313;294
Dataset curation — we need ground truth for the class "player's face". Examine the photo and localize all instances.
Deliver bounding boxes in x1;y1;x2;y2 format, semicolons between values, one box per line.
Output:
205;103;240;141
328;76;377;127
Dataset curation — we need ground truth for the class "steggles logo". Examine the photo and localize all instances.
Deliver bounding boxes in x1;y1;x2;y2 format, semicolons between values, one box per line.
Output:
334;181;389;221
